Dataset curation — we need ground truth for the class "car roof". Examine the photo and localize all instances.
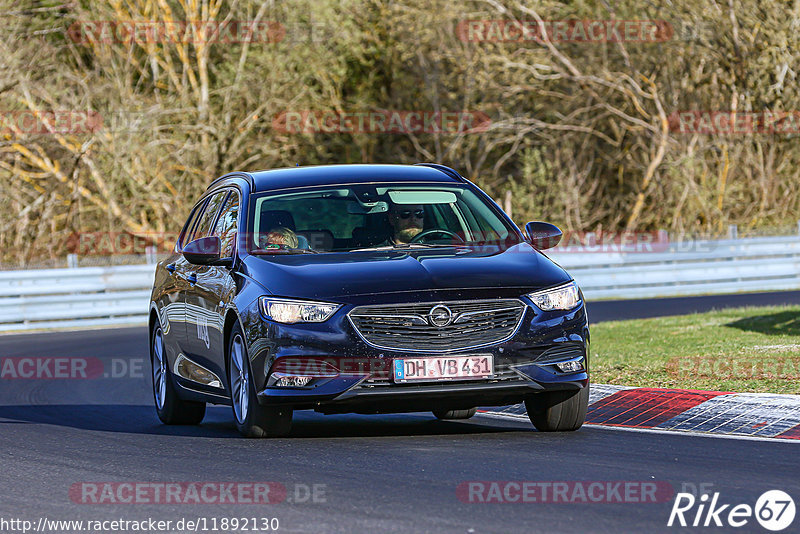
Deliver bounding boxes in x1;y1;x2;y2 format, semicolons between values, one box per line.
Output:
246;164;463;192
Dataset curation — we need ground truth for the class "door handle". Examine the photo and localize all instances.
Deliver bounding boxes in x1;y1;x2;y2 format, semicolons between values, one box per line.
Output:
166;263;176;273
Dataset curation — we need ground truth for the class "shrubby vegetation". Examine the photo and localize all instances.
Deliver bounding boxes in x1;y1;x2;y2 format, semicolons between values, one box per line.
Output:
1;0;798;265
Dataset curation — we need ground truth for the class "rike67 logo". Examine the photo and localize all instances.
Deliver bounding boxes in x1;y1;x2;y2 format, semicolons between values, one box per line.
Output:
668;490;795;531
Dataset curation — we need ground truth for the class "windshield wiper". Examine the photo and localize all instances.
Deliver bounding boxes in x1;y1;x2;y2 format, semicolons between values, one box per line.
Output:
393;243;456;249
251;248;319;255
347;246;394;252
348;243;456;252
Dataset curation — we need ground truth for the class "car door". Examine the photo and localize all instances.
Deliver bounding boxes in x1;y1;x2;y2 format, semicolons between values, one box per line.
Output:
183;189;238;380
160;198;207;357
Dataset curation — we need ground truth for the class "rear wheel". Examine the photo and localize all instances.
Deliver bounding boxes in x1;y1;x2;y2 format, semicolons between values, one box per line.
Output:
433;407;477;420
524;386;589;432
228;324;292;438
150;323;206;425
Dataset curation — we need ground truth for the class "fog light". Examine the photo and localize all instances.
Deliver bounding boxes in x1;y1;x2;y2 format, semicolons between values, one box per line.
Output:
272;374;312;387
555;359;584;373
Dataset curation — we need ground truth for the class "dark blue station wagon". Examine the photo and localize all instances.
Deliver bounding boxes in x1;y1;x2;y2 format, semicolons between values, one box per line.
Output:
148;164;589;437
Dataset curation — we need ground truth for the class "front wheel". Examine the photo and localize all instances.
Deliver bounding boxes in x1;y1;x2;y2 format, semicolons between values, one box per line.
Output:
228;324;292;438
150;323;206;425
524;386;589;432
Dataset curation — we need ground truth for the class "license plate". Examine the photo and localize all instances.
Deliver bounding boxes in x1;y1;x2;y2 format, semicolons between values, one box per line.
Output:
393;355;493;382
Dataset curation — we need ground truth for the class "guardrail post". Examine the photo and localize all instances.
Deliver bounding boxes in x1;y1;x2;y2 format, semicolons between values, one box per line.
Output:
145;246;158;265
727;224;738;239
67;254;78;269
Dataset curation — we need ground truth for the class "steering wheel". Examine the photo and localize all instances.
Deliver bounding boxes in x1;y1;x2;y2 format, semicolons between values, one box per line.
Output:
410;229;465;244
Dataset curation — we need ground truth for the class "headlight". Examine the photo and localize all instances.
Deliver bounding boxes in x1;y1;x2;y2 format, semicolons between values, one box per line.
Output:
259;297;341;324
527;282;581;311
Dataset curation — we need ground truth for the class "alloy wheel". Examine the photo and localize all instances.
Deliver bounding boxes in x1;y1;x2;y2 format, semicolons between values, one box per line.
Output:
230;333;249;423
152;327;167;410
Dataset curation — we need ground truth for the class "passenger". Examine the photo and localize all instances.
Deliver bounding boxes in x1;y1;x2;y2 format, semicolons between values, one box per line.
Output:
261;227;299;249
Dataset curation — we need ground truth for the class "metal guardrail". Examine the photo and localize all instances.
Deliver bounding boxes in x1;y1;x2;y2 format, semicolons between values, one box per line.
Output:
0;265;155;331
549;235;800;300
0;235;799;331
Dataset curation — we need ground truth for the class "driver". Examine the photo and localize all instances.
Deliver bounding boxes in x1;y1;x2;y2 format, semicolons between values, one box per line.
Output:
387;204;425;244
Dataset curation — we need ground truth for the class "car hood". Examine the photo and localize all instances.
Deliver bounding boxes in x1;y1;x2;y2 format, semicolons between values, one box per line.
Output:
241;243;570;301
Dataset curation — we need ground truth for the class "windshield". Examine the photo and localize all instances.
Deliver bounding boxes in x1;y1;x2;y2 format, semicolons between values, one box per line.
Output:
248;183;521;254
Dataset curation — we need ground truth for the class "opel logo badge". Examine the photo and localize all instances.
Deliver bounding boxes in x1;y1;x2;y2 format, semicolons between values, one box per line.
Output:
428;305;453;327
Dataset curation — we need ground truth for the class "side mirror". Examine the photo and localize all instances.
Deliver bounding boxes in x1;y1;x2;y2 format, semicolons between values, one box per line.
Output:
524;222;562;250
183;236;225;265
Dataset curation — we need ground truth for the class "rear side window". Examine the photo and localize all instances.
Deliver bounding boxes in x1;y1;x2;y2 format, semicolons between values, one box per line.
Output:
179;199;207;249
187;191;228;243
212;191;240;258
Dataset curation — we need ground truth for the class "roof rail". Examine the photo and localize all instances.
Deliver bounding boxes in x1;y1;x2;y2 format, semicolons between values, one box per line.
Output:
413;163;465;182
207;172;254;190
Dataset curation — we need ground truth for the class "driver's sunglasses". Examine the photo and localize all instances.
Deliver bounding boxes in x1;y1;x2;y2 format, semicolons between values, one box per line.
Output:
396;209;425;220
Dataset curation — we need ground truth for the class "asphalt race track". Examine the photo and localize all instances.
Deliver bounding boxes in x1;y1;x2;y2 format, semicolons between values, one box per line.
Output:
1;292;799;533
586;289;800;322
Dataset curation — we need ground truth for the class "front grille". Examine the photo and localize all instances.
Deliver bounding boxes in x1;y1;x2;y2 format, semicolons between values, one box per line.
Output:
348;299;527;352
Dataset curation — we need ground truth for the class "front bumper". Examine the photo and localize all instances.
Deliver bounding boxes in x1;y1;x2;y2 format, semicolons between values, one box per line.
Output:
246;297;590;414
257;373;586;415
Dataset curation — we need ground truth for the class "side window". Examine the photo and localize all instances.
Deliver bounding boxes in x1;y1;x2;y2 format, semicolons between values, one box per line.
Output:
457;200;509;242
186;191;228;243
212;191;239;258
179;199;208;249
429;204;464;235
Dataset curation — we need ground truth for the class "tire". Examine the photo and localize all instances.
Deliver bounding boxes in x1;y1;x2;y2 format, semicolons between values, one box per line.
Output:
433;407;477;420
150;322;206;425
228;323;292;438
524;386;589;432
